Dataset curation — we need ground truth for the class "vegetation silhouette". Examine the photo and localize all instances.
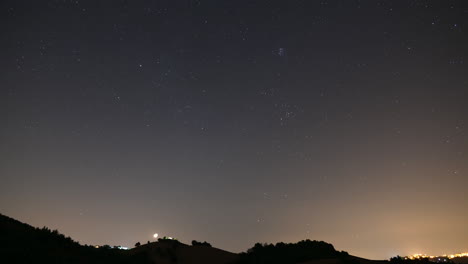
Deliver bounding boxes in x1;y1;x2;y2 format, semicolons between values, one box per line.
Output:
7;212;447;264
192;240;213;247
0;213;150;264
237;240;354;264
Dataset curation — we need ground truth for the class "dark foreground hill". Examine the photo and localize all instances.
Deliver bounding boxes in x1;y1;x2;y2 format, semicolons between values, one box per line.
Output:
0;213;150;264
0;213;237;264
131;239;238;264
1;213;387;264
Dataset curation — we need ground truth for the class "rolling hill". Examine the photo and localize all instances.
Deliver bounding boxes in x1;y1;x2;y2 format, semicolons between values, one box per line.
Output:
1;212;392;264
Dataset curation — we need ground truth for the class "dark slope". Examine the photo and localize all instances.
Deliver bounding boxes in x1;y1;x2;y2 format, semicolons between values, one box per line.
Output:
0;213;237;264
1;213;390;264
0;213;149;264
236;241;387;264
131;240;239;264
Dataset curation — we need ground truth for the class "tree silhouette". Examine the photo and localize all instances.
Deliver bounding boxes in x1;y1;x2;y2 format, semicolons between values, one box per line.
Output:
192;240;212;247
239;240;346;264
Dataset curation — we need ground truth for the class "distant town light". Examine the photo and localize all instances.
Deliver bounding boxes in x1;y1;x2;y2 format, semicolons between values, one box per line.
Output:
405;253;468;261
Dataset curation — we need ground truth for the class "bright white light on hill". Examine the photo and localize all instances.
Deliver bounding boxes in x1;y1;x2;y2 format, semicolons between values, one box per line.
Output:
153;233;158;239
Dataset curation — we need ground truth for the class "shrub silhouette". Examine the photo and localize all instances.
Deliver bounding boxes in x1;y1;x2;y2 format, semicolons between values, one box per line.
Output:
0;213;152;263
192;240;212;247
238;239;348;264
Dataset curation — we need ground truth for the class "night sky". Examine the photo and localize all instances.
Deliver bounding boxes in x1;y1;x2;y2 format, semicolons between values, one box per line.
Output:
1;0;468;260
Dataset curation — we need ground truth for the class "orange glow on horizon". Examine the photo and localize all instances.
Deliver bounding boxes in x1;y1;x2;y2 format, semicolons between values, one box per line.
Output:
406;253;468;260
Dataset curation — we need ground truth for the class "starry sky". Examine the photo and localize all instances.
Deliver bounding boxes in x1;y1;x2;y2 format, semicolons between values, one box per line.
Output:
1;0;468;260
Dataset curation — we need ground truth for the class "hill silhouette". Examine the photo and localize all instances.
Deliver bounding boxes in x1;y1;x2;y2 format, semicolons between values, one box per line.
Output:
238;240;356;264
0;213;150;264
0;213;399;264
131;239;238;264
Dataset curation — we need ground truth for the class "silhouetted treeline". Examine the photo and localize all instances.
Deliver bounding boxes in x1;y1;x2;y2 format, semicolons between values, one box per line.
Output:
0;214;150;264
1;213;390;264
192;240;212;247
238;239;354;264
